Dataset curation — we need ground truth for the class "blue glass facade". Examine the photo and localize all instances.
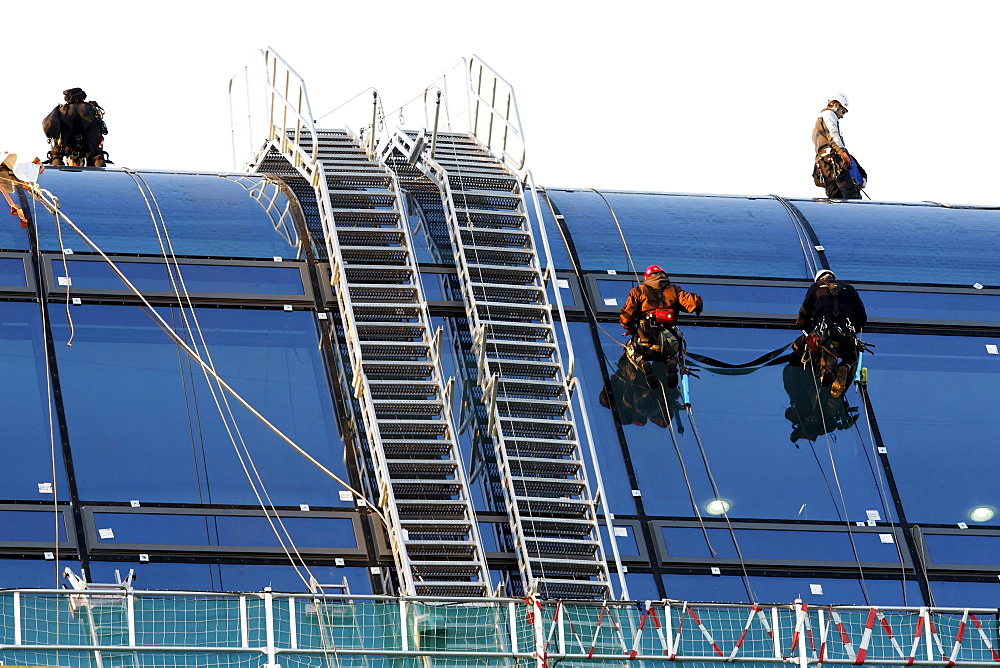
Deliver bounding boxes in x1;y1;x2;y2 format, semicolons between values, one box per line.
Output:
3;169;998;608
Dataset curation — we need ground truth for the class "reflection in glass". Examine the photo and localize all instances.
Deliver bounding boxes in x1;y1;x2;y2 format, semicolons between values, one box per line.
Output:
599;356;685;429
783;365;859;444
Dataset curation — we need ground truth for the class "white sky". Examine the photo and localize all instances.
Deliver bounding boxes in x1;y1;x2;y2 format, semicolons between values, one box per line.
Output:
4;1;998;205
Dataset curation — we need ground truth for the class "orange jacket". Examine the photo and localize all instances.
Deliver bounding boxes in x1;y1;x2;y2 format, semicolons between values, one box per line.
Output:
619;281;703;334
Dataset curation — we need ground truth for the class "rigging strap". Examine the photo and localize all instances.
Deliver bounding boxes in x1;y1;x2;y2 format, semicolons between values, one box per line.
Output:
686;341;795;369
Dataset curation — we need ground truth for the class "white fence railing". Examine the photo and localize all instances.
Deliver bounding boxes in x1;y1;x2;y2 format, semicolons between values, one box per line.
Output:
2;590;999;667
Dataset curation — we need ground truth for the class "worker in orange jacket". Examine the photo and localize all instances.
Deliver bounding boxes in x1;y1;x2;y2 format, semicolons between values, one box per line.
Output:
619;265;703;388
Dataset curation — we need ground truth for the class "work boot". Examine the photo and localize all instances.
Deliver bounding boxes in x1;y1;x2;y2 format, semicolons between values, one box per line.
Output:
91;155;106;168
830;365;851;398
50;156;64;166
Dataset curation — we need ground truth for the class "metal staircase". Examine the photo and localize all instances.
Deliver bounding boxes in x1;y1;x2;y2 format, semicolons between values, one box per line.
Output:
252;50;490;597
386;127;614;600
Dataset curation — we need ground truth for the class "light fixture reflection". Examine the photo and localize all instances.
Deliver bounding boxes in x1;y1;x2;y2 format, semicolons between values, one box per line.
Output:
970;506;995;522
705;498;731;515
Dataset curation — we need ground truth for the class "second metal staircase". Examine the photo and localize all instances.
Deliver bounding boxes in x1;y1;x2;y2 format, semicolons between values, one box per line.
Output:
387;127;614;599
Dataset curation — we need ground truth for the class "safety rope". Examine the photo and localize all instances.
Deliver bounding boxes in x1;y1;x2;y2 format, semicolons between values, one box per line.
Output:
122;168;326;592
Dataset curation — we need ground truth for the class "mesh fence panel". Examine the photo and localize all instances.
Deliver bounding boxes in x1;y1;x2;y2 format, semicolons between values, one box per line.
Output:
1;592;999;666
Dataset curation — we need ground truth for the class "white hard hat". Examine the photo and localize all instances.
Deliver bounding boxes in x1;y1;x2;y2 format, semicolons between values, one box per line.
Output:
814;269;836;282
829;92;849;109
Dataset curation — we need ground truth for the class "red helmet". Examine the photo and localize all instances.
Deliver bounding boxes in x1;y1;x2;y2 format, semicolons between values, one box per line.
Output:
644;265;666;278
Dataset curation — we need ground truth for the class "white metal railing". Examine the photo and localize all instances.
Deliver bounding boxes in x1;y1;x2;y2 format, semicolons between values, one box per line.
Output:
417;55;527;173
526;174;629;601
3;590;1000;667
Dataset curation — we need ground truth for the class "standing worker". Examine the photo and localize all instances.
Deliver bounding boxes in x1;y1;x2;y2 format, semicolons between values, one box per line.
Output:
619;265;703;389
812;93;864;199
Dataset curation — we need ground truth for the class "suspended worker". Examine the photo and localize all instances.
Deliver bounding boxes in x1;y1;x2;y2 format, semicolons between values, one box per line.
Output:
795;269;867;398
42;88;110;168
812;92;865;199
619;265;703;389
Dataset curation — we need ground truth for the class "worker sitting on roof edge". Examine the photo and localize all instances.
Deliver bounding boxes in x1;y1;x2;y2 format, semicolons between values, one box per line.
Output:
812;92;865;199
42;88;111;168
619;265;703;390
794;268;868;398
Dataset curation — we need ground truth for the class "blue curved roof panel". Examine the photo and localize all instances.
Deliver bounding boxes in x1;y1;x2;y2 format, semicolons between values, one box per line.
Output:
546;189;811;279
33;169;298;259
790;199;1000;286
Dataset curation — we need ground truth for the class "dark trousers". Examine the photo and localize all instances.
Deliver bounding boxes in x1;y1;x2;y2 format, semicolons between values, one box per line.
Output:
825;172;860;199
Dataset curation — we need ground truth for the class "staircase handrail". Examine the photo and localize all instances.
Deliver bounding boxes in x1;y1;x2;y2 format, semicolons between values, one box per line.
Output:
419;56;527;173
261;46;319;173
526;173;629;600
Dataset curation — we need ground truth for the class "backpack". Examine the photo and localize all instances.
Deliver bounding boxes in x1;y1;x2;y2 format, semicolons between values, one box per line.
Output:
42;106;63;139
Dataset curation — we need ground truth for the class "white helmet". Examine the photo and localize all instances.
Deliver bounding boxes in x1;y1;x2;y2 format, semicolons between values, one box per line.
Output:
814;269;836;282
829;92;849;109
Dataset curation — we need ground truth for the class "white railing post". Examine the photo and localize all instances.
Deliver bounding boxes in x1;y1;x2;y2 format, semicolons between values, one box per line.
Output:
288;597;297;650
239;595;249;649
264;591;277;667
795;600;809;668
400;599;409;652
508;600;518;655
13;591;21;645
127;591;136;647
772;606;782;661
556;602;565;656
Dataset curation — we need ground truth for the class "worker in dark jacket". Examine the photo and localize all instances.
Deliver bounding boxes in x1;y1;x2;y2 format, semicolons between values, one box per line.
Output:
619;265;703;388
796;268;867;397
42;88;109;167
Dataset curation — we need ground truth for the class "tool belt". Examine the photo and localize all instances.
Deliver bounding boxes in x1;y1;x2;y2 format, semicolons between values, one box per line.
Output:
813;147;848;186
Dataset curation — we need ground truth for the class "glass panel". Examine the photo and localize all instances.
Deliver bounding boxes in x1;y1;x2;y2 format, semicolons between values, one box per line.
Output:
90;561;218;591
793;199;1000;285
664;574;918;606
549;190;808;278
214;515;356;549
622;572;660;601
922;533;1000;566
52;305;349;505
0;510;68;542
607;325;889;522
661;526;902;563
528;189;573;270
35;170;300;259
928;580;1000;608
92;513;358;549
59;260;306;296
0;257;27;286
596;278;802;317
864;333;1000;525
0;559;79;588
600;524;641;557
864;290;1000;323
0;302;69;500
